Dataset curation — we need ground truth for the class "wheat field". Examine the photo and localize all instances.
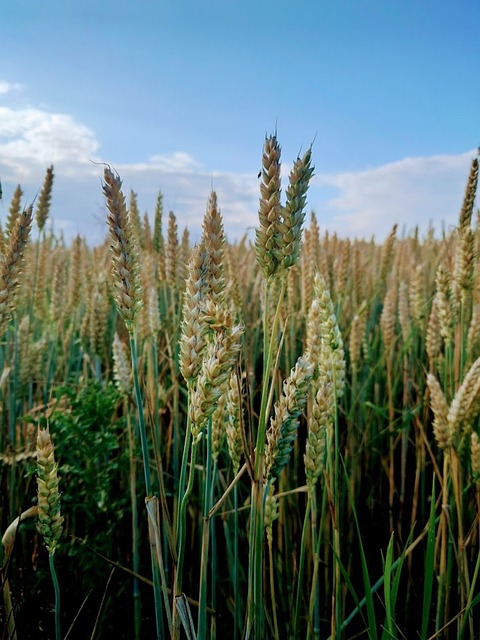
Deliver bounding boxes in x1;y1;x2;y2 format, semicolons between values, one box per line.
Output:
0;138;479;639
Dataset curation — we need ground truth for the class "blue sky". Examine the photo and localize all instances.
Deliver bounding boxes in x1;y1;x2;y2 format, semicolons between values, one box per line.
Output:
1;0;478;244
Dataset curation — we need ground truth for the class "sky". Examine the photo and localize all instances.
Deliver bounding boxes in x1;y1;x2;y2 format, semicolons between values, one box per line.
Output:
0;0;479;245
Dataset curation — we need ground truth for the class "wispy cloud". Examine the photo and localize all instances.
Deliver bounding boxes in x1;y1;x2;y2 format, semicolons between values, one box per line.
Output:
113;162;259;240
313;152;476;240
0;81;22;95
0;97;475;245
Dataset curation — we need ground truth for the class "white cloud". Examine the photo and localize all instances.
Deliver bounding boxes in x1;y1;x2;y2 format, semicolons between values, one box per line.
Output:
0;102;260;244
312;151;476;241
144;152;203;173
0;107;100;178
110;163;259;241
0;98;475;246
0;81;22;95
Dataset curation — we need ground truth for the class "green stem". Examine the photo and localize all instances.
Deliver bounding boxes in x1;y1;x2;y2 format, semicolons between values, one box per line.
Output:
128;408;141;640
329;388;342;638
292;496;312;639
308;488;326;640
233;484;240;640
49;553;61;640
247;278;286;637
176;388;193;534
128;332;163;639
210;459;218;640
175;440;199;597
129;333;152;496
436;455;449;632
172;386;194;639
459;532;480;640
198;420;213;640
268;527;280;639
146;497;172;636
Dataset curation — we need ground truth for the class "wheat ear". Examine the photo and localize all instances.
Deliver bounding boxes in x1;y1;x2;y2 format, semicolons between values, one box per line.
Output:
265;356;314;482
179;241;210;382
226;371;244;475
36;427;64;554
448;356;480;440
280;147;314;271
427;373;451;450
304;382;331;491
0;205;33;337
190;305;244;442
35;165;54;232
255;134;283;279
5;184;23;240
470;431;480;484
103;167;143;332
